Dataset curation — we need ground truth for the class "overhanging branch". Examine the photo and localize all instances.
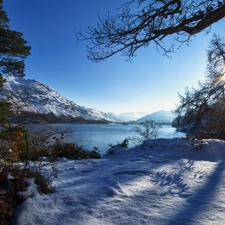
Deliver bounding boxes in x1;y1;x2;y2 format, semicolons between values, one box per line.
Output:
76;0;225;62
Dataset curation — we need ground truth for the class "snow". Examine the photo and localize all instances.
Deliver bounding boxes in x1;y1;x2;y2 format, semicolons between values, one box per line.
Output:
0;76;119;122
137;110;175;123
11;138;225;225
17;178;40;199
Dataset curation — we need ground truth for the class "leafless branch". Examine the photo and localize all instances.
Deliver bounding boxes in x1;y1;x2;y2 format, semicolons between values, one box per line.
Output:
77;0;225;62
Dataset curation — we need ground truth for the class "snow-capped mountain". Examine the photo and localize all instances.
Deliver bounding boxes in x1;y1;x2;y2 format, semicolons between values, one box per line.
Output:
117;112;148;122
137;110;175;123
0;76;119;122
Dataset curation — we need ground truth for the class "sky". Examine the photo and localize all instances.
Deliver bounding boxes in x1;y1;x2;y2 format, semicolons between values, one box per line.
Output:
3;0;225;115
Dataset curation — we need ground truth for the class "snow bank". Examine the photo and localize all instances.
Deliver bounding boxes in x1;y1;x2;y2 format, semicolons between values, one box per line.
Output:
11;138;225;225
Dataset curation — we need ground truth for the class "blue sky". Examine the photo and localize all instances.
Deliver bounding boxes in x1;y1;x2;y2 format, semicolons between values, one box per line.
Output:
3;0;225;114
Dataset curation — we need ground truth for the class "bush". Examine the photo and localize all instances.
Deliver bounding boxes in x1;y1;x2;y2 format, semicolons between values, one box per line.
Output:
0;122;100;210
107;138;129;155
109;138;129;149
50;142;101;160
11;164;56;198
0;126;29;168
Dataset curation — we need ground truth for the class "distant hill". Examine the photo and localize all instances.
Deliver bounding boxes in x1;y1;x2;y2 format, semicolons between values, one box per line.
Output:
0;76;120;123
137;110;175;123
117;112;148;122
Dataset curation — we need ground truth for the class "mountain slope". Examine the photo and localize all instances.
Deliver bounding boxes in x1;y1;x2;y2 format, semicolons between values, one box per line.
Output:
117;112;148;122
0;76;119;122
137;110;175;123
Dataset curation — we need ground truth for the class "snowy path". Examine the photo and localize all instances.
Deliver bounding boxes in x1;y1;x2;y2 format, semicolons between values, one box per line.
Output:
11;138;225;225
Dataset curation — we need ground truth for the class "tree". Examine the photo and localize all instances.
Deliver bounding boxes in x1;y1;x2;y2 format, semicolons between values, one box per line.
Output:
174;34;225;138
77;0;225;62
0;0;31;120
0;0;31;81
0;101;13;125
206;34;225;82
0;0;31;169
132;120;161;143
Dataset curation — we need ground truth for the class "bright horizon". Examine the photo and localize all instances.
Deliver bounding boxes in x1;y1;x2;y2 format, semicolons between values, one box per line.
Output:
3;1;225;115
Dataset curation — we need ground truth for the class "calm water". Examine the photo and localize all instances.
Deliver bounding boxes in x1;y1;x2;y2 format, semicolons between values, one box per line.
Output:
29;123;185;154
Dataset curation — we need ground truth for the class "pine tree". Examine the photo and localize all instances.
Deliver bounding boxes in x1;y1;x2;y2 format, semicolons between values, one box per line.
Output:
0;0;31;122
0;0;31;86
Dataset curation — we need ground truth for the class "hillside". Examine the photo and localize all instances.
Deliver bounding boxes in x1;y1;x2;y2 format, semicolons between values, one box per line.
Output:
0;76;119;123
137;110;175;123
117;112;148;122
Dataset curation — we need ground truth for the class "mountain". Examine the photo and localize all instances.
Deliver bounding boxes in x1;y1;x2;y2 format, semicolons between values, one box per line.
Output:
117;112;148;122
137;110;175;123
0;76;119;122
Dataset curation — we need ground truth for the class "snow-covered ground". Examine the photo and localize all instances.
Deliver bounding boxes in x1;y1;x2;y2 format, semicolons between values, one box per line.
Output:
11;138;225;225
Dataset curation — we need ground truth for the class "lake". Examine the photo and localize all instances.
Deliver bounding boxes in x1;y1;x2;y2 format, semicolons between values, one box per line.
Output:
28;123;185;155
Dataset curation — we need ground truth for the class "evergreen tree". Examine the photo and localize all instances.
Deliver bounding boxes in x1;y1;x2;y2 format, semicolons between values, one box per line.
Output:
0;0;31;123
0;0;31;84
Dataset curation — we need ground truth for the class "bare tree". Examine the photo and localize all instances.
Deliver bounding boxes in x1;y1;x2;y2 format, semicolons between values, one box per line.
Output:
132;120;161;143
174;34;225;136
77;0;225;62
206;34;225;82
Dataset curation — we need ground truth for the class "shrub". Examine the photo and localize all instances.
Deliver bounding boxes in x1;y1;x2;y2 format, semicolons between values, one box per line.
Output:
107;138;129;155
11;164;56;198
0;126;29;168
109;138;129;149
50;142;101;160
0;125;64;202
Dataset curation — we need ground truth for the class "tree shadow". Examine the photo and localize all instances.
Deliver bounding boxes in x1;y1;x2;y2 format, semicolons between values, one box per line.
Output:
11;141;225;224
168;159;225;225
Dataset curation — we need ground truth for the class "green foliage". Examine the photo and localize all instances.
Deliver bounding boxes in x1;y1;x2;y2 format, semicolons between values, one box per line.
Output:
0;74;6;90
0;0;31;77
0;0;101;200
131;120;162;143
0;0;31;166
0;0;9;29
19;112;110;124
0;0;56;201
0;126;30;169
0;101;13;125
50;142;101;160
0;126;28;140
11;166;55;196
